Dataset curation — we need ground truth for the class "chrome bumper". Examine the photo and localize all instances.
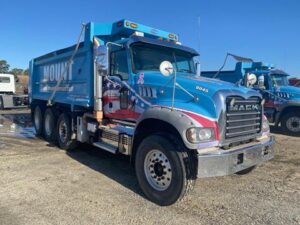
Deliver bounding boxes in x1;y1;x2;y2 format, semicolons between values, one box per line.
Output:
197;136;275;178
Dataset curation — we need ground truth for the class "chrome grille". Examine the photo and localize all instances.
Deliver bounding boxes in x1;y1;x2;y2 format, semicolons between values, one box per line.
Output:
225;96;262;139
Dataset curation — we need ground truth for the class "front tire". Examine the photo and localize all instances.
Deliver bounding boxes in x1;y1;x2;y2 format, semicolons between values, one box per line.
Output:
33;106;43;136
281;112;300;136
135;134;195;206
56;113;77;150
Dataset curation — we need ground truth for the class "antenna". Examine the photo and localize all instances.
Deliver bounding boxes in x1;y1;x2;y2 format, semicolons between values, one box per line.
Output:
197;16;201;54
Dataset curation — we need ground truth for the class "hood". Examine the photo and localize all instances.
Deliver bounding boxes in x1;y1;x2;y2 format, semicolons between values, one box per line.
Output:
177;74;259;97
138;72;261;120
274;85;300;100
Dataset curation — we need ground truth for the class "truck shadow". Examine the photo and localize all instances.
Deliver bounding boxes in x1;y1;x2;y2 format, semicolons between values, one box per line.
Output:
1;110;146;200
270;125;283;135
269;125;292;136
66;144;146;199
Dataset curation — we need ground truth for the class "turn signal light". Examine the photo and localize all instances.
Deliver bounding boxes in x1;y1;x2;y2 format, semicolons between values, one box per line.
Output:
168;34;175;39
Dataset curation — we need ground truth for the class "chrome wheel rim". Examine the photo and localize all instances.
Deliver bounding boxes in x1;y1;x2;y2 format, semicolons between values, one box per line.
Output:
59;120;67;143
286;116;300;132
144;149;172;191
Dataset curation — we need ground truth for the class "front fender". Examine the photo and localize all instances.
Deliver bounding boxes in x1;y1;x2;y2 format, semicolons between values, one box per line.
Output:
136;106;218;150
275;101;300;125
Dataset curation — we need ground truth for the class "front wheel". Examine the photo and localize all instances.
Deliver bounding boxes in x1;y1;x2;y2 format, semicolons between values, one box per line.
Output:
281;112;300;136
135;135;195;206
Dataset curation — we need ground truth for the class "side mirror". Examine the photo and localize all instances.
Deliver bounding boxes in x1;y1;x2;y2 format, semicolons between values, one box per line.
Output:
247;73;257;86
95;45;109;77
258;75;266;90
159;61;174;76
195;62;201;76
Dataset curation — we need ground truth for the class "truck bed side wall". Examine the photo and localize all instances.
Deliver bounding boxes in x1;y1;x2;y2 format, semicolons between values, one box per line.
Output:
201;70;243;84
30;44;94;111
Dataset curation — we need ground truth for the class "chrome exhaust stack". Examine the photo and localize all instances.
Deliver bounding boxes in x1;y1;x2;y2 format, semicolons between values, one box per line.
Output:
93;37;109;121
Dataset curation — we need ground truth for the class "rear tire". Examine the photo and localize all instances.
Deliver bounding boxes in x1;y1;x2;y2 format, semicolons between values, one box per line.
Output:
281;112;300;136
33;106;43;136
235;166;256;175
135;134;195;206
43;108;57;142
56;113;77;150
0;96;4;110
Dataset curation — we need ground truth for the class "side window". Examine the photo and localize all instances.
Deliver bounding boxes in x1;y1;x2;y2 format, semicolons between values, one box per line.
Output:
110;50;129;80
0;77;10;83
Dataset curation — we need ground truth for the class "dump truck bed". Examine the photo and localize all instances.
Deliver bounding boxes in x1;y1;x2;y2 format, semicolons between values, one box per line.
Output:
29;41;94;109
29;20;180;110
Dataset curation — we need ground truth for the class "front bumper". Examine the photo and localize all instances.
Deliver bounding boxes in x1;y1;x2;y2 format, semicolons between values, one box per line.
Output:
197;136;275;178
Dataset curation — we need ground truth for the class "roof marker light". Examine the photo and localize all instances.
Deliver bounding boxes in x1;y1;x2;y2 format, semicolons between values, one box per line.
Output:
168;34;175;39
130;23;138;29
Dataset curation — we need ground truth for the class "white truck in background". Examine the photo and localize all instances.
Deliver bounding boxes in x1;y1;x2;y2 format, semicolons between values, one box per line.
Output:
0;74;28;109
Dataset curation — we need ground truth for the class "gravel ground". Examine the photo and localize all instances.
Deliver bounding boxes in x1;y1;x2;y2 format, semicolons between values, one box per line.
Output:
0;109;299;225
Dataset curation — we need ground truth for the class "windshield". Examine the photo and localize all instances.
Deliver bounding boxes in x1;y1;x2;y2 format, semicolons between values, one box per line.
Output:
131;43;196;74
270;74;289;87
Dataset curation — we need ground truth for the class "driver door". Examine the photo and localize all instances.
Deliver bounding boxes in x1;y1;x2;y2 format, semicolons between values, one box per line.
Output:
103;49;137;120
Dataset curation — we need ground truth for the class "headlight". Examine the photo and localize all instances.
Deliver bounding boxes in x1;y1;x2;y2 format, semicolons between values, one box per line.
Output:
186;127;215;143
262;115;270;132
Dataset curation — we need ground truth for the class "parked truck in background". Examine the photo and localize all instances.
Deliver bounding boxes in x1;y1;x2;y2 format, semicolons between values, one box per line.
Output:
29;20;274;206
289;77;300;87
202;62;300;135
0;73;28;110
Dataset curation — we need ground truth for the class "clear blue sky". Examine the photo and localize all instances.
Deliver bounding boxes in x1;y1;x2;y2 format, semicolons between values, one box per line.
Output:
1;0;299;76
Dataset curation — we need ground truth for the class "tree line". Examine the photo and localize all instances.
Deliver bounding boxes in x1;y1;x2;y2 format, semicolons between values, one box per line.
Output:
0;59;29;76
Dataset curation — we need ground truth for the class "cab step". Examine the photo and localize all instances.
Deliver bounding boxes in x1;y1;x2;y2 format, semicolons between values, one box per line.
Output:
92;142;118;154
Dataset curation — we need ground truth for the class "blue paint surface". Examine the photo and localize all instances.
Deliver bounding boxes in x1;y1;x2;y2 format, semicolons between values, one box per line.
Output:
30;20;261;120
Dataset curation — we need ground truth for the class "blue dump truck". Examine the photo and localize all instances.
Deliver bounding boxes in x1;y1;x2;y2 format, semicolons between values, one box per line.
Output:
29;20;274;205
202;62;300;136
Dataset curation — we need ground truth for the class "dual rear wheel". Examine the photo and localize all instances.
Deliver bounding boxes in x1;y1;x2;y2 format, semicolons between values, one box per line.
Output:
33;106;77;150
0;96;4;110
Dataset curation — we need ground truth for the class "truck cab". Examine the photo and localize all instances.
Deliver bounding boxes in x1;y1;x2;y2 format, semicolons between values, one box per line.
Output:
29;20;274;205
202;62;300;135
0;74;15;94
0;73;28;110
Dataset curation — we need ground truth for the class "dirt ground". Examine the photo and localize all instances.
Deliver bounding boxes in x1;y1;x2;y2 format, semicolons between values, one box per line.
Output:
0;109;299;225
